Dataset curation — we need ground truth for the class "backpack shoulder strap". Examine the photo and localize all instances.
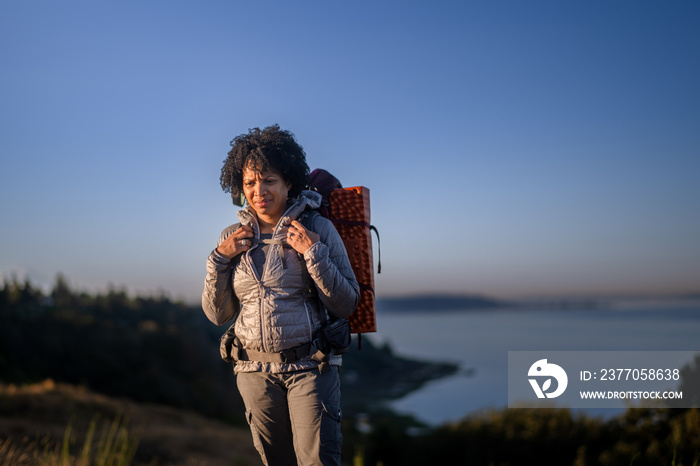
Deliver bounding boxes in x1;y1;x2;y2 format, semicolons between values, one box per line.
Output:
296;209;320;297
299;209;321;231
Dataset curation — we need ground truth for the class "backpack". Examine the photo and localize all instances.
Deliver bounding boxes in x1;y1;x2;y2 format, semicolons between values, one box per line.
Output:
304;169;381;342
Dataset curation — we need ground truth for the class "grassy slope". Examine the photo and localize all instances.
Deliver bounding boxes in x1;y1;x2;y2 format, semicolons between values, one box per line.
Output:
0;379;262;466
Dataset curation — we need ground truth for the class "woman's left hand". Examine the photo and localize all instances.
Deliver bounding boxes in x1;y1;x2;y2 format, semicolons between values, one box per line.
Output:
286;220;320;254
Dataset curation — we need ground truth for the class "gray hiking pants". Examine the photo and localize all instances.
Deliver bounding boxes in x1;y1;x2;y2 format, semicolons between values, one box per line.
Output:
236;367;342;466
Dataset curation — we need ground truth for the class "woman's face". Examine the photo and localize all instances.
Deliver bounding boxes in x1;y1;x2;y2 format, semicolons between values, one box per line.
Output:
242;165;292;222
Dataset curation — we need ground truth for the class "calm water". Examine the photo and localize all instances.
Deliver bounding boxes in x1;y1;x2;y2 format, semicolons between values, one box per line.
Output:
370;299;700;425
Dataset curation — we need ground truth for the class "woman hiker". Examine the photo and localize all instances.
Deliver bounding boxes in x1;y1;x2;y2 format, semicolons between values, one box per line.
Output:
202;124;359;466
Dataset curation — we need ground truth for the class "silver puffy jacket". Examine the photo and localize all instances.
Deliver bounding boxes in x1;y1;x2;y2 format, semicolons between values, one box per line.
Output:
202;190;360;373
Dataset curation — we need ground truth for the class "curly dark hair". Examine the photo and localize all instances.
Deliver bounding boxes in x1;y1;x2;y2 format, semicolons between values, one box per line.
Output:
220;125;309;203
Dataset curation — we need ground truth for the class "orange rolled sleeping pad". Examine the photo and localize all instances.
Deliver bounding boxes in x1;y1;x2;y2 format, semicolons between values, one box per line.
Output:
328;187;378;334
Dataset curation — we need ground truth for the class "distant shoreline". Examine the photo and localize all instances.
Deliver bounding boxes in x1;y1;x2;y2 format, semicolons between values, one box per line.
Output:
376;294;505;312
376;294;700;313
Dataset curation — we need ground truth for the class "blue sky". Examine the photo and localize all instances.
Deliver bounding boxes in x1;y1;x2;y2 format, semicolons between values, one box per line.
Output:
1;1;699;302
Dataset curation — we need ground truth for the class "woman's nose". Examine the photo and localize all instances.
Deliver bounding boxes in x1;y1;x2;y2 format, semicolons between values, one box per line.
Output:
254;182;265;196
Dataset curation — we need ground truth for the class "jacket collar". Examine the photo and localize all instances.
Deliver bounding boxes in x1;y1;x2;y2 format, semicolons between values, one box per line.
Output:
237;190;322;237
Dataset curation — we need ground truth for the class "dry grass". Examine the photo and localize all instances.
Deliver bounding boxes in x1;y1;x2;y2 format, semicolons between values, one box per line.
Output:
0;380;262;466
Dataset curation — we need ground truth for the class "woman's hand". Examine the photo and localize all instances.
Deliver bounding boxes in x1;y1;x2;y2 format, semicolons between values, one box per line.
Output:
216;226;254;260
286;220;320;254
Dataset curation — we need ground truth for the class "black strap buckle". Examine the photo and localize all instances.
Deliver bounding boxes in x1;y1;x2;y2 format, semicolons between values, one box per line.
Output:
279;348;296;363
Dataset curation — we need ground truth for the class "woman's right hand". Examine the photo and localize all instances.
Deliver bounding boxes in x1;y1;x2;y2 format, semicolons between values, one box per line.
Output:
216;226;254;260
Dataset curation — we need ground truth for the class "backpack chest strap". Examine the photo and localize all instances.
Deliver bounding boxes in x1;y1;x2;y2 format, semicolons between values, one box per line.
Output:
249;237;291;268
